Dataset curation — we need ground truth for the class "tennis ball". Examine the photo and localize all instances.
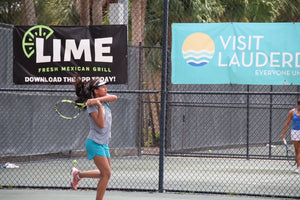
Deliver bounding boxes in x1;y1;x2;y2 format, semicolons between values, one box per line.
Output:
208;150;212;153
73;160;77;164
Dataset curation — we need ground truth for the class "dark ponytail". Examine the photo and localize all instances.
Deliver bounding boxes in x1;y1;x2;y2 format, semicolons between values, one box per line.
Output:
73;73;97;104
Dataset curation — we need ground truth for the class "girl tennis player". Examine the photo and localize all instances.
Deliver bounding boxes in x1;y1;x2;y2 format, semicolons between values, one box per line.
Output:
281;98;300;173
71;75;117;200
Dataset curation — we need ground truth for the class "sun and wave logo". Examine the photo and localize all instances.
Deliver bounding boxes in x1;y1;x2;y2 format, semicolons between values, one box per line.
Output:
182;33;215;67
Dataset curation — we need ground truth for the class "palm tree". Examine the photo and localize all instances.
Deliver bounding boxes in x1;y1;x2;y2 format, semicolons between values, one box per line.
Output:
191;0;225;23
0;0;23;25
46;0;79;25
276;0;300;22
245;0;282;22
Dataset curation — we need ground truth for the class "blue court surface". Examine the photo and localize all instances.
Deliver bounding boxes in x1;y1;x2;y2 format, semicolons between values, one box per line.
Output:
0;189;282;200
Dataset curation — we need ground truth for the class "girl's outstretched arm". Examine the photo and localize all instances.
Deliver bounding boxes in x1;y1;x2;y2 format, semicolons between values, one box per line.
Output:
97;95;118;102
86;95;117;107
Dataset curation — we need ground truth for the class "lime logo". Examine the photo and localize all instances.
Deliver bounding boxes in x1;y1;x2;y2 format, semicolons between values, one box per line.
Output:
182;33;215;67
22;25;54;58
21;26;114;64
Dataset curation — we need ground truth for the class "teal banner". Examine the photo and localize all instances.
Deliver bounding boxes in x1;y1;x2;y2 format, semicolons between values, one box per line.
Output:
172;23;300;85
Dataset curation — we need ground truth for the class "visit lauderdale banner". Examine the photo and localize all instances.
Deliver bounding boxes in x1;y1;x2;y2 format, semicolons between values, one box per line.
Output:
172;23;300;85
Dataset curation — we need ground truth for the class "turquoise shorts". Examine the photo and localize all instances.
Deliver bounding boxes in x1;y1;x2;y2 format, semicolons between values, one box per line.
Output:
85;139;111;160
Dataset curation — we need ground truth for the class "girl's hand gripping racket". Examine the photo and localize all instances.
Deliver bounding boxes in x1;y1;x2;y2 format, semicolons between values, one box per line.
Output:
283;138;297;166
55;100;86;120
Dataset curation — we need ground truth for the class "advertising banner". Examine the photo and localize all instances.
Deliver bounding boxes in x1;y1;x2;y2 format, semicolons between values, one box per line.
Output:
172;23;300;85
13;25;127;84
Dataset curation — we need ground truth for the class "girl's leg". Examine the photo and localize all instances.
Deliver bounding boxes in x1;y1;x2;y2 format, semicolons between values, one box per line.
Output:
294;141;300;168
108;157;111;167
94;155;111;200
72;158;111;190
73;167;100;190
78;170;101;179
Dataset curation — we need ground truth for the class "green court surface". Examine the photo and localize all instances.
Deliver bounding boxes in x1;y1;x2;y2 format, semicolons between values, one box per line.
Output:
0;189;282;200
1;156;299;198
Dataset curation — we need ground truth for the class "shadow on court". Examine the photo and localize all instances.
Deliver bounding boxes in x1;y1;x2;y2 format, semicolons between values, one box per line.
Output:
0;189;279;200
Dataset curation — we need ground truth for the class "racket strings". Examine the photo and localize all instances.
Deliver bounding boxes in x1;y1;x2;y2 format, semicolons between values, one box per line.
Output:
56;102;81;119
284;142;297;166
287;151;296;165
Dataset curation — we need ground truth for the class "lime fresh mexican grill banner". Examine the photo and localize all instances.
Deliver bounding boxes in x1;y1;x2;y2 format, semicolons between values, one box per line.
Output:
13;25;127;84
172;23;300;85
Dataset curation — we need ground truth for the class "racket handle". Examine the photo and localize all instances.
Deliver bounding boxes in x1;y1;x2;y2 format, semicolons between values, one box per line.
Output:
283;138;287;145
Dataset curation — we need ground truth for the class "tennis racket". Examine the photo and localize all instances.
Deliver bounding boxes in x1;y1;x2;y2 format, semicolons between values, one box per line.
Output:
55;100;86;120
283;138;297;166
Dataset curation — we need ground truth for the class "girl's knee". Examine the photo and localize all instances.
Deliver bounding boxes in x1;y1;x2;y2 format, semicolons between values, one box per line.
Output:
105;170;111;179
100;170;111;180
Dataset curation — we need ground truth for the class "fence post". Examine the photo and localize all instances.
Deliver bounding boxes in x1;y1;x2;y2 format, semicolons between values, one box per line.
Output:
158;0;169;193
246;85;250;159
138;42;143;157
269;85;273;158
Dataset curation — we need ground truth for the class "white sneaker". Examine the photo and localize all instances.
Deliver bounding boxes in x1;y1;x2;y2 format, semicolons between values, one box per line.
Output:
71;167;81;190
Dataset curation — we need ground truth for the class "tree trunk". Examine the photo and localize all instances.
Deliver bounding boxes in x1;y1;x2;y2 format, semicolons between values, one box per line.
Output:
92;0;107;25
130;0;147;45
21;0;37;25
78;0;90;25
149;71;161;146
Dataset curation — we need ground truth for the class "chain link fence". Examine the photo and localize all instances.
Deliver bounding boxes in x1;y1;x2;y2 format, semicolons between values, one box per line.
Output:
1;0;300;198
